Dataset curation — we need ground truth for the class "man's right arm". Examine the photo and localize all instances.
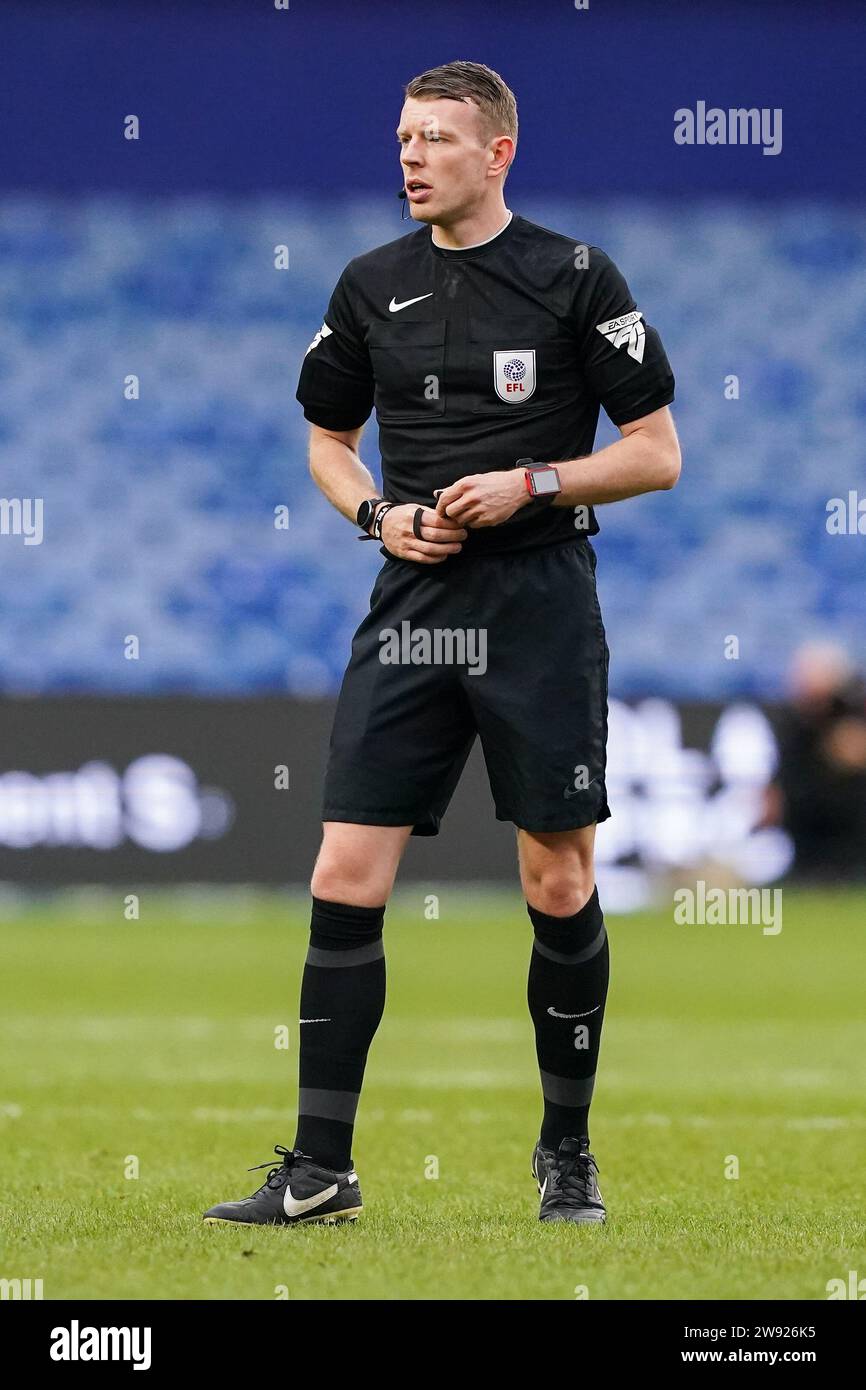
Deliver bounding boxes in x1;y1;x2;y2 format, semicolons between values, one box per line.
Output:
308;422;376;526
307;423;467;563
296;262;465;561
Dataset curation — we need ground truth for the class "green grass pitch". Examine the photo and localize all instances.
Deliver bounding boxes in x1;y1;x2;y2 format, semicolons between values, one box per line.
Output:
1;885;863;1301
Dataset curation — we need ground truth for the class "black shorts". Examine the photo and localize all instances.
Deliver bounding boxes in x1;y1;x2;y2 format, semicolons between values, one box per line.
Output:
322;537;611;836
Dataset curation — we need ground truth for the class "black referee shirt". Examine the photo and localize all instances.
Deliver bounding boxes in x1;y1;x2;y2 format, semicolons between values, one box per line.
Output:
296;212;675;555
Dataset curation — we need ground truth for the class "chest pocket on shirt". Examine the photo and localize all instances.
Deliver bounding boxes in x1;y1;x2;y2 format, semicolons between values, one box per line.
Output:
367;319;447;421
468;316;572;415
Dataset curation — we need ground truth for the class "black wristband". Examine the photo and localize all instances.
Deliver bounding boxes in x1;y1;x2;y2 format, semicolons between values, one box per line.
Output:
372;502;395;540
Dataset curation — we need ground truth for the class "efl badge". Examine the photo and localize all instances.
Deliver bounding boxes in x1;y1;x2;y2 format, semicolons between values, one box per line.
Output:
493;350;536;403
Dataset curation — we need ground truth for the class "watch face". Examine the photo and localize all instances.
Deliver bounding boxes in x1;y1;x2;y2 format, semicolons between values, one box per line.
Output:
531;468;560;495
357;500;374;528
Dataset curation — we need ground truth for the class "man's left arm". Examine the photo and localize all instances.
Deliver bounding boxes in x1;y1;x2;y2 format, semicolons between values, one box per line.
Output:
436;247;679;526
436;404;680;525
554;403;681;504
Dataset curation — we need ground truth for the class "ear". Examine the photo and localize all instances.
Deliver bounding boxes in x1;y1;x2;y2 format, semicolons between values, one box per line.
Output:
488;134;515;178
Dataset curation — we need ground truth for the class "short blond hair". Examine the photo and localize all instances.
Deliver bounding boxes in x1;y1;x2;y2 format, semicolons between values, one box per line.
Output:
404;60;518;148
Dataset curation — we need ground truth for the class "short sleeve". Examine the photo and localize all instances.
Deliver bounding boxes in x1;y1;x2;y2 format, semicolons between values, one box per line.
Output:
295;265;375;431
574;249;675;427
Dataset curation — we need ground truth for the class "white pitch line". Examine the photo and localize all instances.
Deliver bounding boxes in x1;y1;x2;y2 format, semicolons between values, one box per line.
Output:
6;1104;864;1131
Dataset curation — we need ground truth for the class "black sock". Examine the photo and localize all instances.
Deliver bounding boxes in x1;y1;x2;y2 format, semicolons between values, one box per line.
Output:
293;897;386;1171
526;886;609;1150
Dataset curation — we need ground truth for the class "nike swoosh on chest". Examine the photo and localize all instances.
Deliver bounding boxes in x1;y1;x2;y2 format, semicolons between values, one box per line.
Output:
388;293;434;313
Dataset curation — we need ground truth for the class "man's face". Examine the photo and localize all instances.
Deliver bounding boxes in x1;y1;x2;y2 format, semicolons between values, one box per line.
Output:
397;96;495;225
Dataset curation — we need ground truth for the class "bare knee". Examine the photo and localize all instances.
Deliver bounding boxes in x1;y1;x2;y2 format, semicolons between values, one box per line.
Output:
310;823;411;908
524;869;595;917
518;829;596;917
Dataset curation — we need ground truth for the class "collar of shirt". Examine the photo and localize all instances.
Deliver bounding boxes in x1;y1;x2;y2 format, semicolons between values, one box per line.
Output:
428;210;518;260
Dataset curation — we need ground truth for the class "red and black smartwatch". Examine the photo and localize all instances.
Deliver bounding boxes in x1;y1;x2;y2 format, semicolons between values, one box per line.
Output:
517;458;562;503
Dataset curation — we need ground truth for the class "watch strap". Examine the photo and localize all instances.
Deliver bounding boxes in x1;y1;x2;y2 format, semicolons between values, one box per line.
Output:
356;501;396;541
357;497;391;540
356;495;385;531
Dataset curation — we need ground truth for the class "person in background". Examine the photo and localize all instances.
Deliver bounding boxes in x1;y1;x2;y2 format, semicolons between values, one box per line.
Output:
765;643;866;879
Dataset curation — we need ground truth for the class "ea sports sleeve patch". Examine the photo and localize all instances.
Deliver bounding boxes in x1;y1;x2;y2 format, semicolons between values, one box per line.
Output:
575;249;675;427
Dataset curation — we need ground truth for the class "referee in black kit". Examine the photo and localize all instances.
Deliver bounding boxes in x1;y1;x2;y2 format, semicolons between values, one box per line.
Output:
203;61;680;1228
